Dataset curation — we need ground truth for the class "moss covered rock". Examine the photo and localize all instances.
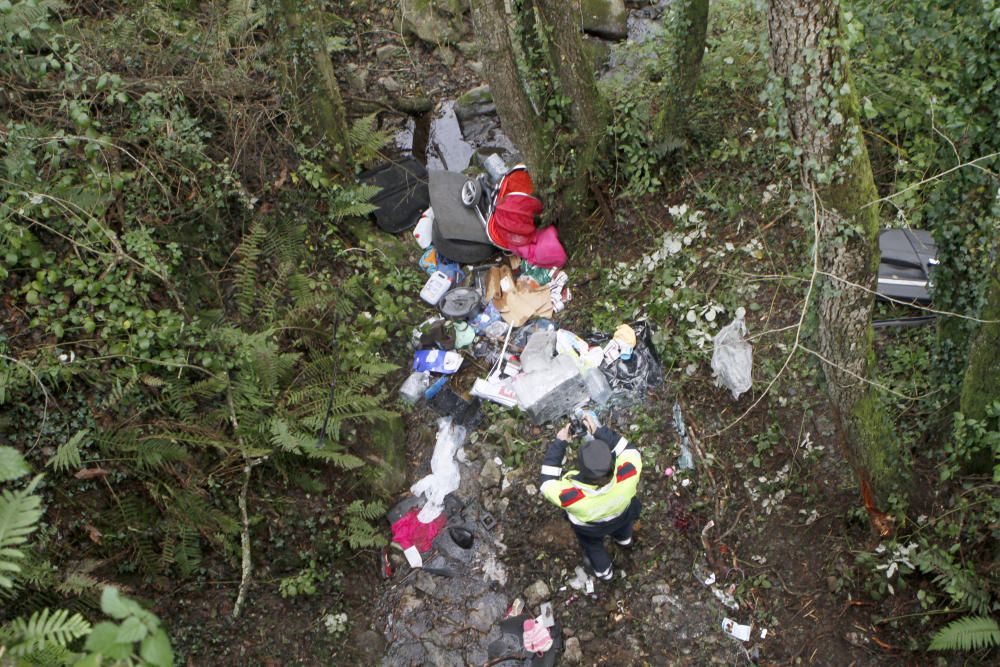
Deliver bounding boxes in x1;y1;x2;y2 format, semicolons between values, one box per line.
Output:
581;0;628;41
399;0;466;45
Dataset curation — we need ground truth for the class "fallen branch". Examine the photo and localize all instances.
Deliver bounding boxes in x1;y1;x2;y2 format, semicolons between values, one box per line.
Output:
227;384;266;620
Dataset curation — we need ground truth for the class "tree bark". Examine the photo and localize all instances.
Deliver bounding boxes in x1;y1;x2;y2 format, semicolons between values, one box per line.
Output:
279;0;351;173
470;0;548;175
960;256;1000;421
534;0;607;151
654;0;709;149
767;0;902;530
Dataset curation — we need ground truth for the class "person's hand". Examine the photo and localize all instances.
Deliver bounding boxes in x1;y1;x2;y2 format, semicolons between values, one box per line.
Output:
557;423;572;441
581;413;599;435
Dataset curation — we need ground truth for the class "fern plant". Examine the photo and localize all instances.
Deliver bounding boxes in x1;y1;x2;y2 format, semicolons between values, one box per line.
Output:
929;615;1000;652
0;448;44;589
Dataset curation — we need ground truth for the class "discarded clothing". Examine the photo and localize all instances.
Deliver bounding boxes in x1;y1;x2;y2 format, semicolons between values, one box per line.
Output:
511;225;567;269
522;618;553;653
390;508;447;553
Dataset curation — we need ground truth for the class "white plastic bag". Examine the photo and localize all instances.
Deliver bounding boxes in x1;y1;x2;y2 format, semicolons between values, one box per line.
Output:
711;307;752;400
410;417;466;522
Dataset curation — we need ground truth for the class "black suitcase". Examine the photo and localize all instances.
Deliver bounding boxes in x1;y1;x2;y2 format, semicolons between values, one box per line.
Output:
877;229;937;305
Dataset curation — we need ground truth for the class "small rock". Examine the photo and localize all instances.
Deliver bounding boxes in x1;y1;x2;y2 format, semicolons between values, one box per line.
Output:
468;61;484;75
564;628;574;637
523;579;551;608
826;575;839;593
480;459;502;489
578;630;595;643
651;594;671;606
564;637;583;664
525;483;538;496
345;65;369;94
495;498;509;515
378;76;403;94
454;84;496;122
434;45;456;68
376;44;404;63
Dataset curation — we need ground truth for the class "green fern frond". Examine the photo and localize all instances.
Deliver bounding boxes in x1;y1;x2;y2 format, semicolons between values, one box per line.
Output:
0;445;31;482
929;615;1000;651
7;607;91;656
234;220;266;319
330;183;380;221
0;474;44;589
306;446;364;470
346;114;392;168
45;428;87;473
269;418;313;454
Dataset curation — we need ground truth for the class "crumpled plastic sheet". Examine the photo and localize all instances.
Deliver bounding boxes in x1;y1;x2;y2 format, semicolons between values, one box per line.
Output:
711;308;752;400
591;322;663;405
410;417;467;522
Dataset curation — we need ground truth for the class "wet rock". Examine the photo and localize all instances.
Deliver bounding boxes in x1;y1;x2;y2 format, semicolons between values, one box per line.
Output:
480;458;502;489
524;579;551;608
399;0;465;45
414;572;438;597
467;591;507;632
581;0;628;41
376;44;404;63
454;84;496;122
379;76;403;94
564;637;583;664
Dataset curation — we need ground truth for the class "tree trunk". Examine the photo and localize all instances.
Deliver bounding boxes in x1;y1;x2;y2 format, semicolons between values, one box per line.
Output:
960;256;1000;421
470;0;548;175
534;0;606;148
654;0;709;149
767;0;902;532
279;0;351;173
534;0;608;215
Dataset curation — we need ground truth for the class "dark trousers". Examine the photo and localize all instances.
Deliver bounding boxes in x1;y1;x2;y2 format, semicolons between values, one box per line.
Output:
570;497;641;574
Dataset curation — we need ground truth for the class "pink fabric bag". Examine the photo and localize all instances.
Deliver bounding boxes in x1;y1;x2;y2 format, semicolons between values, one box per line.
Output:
511;225;567;269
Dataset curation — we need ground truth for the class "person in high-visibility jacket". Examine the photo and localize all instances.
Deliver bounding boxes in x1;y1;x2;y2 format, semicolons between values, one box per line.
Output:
539;413;642;582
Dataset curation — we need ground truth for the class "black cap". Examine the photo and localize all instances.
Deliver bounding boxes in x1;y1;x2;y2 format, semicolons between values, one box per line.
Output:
578;439;613;481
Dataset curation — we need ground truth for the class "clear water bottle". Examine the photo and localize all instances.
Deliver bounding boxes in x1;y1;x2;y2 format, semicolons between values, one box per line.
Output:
399;371;430;404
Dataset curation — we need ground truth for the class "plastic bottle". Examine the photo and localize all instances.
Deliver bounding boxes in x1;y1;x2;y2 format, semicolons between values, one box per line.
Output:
400;371;430;404
583;368;613;407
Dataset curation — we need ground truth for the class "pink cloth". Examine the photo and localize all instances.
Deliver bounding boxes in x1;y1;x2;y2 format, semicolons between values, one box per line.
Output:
511;226;567;269
522;618;553;653
390;508;447;553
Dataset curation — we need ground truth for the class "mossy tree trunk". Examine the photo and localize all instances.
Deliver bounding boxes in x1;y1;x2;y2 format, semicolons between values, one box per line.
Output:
279;0;351;174
535;0;608;206
960;256;1000;420
470;0;549;175
767;0;903;533
654;0;709;150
